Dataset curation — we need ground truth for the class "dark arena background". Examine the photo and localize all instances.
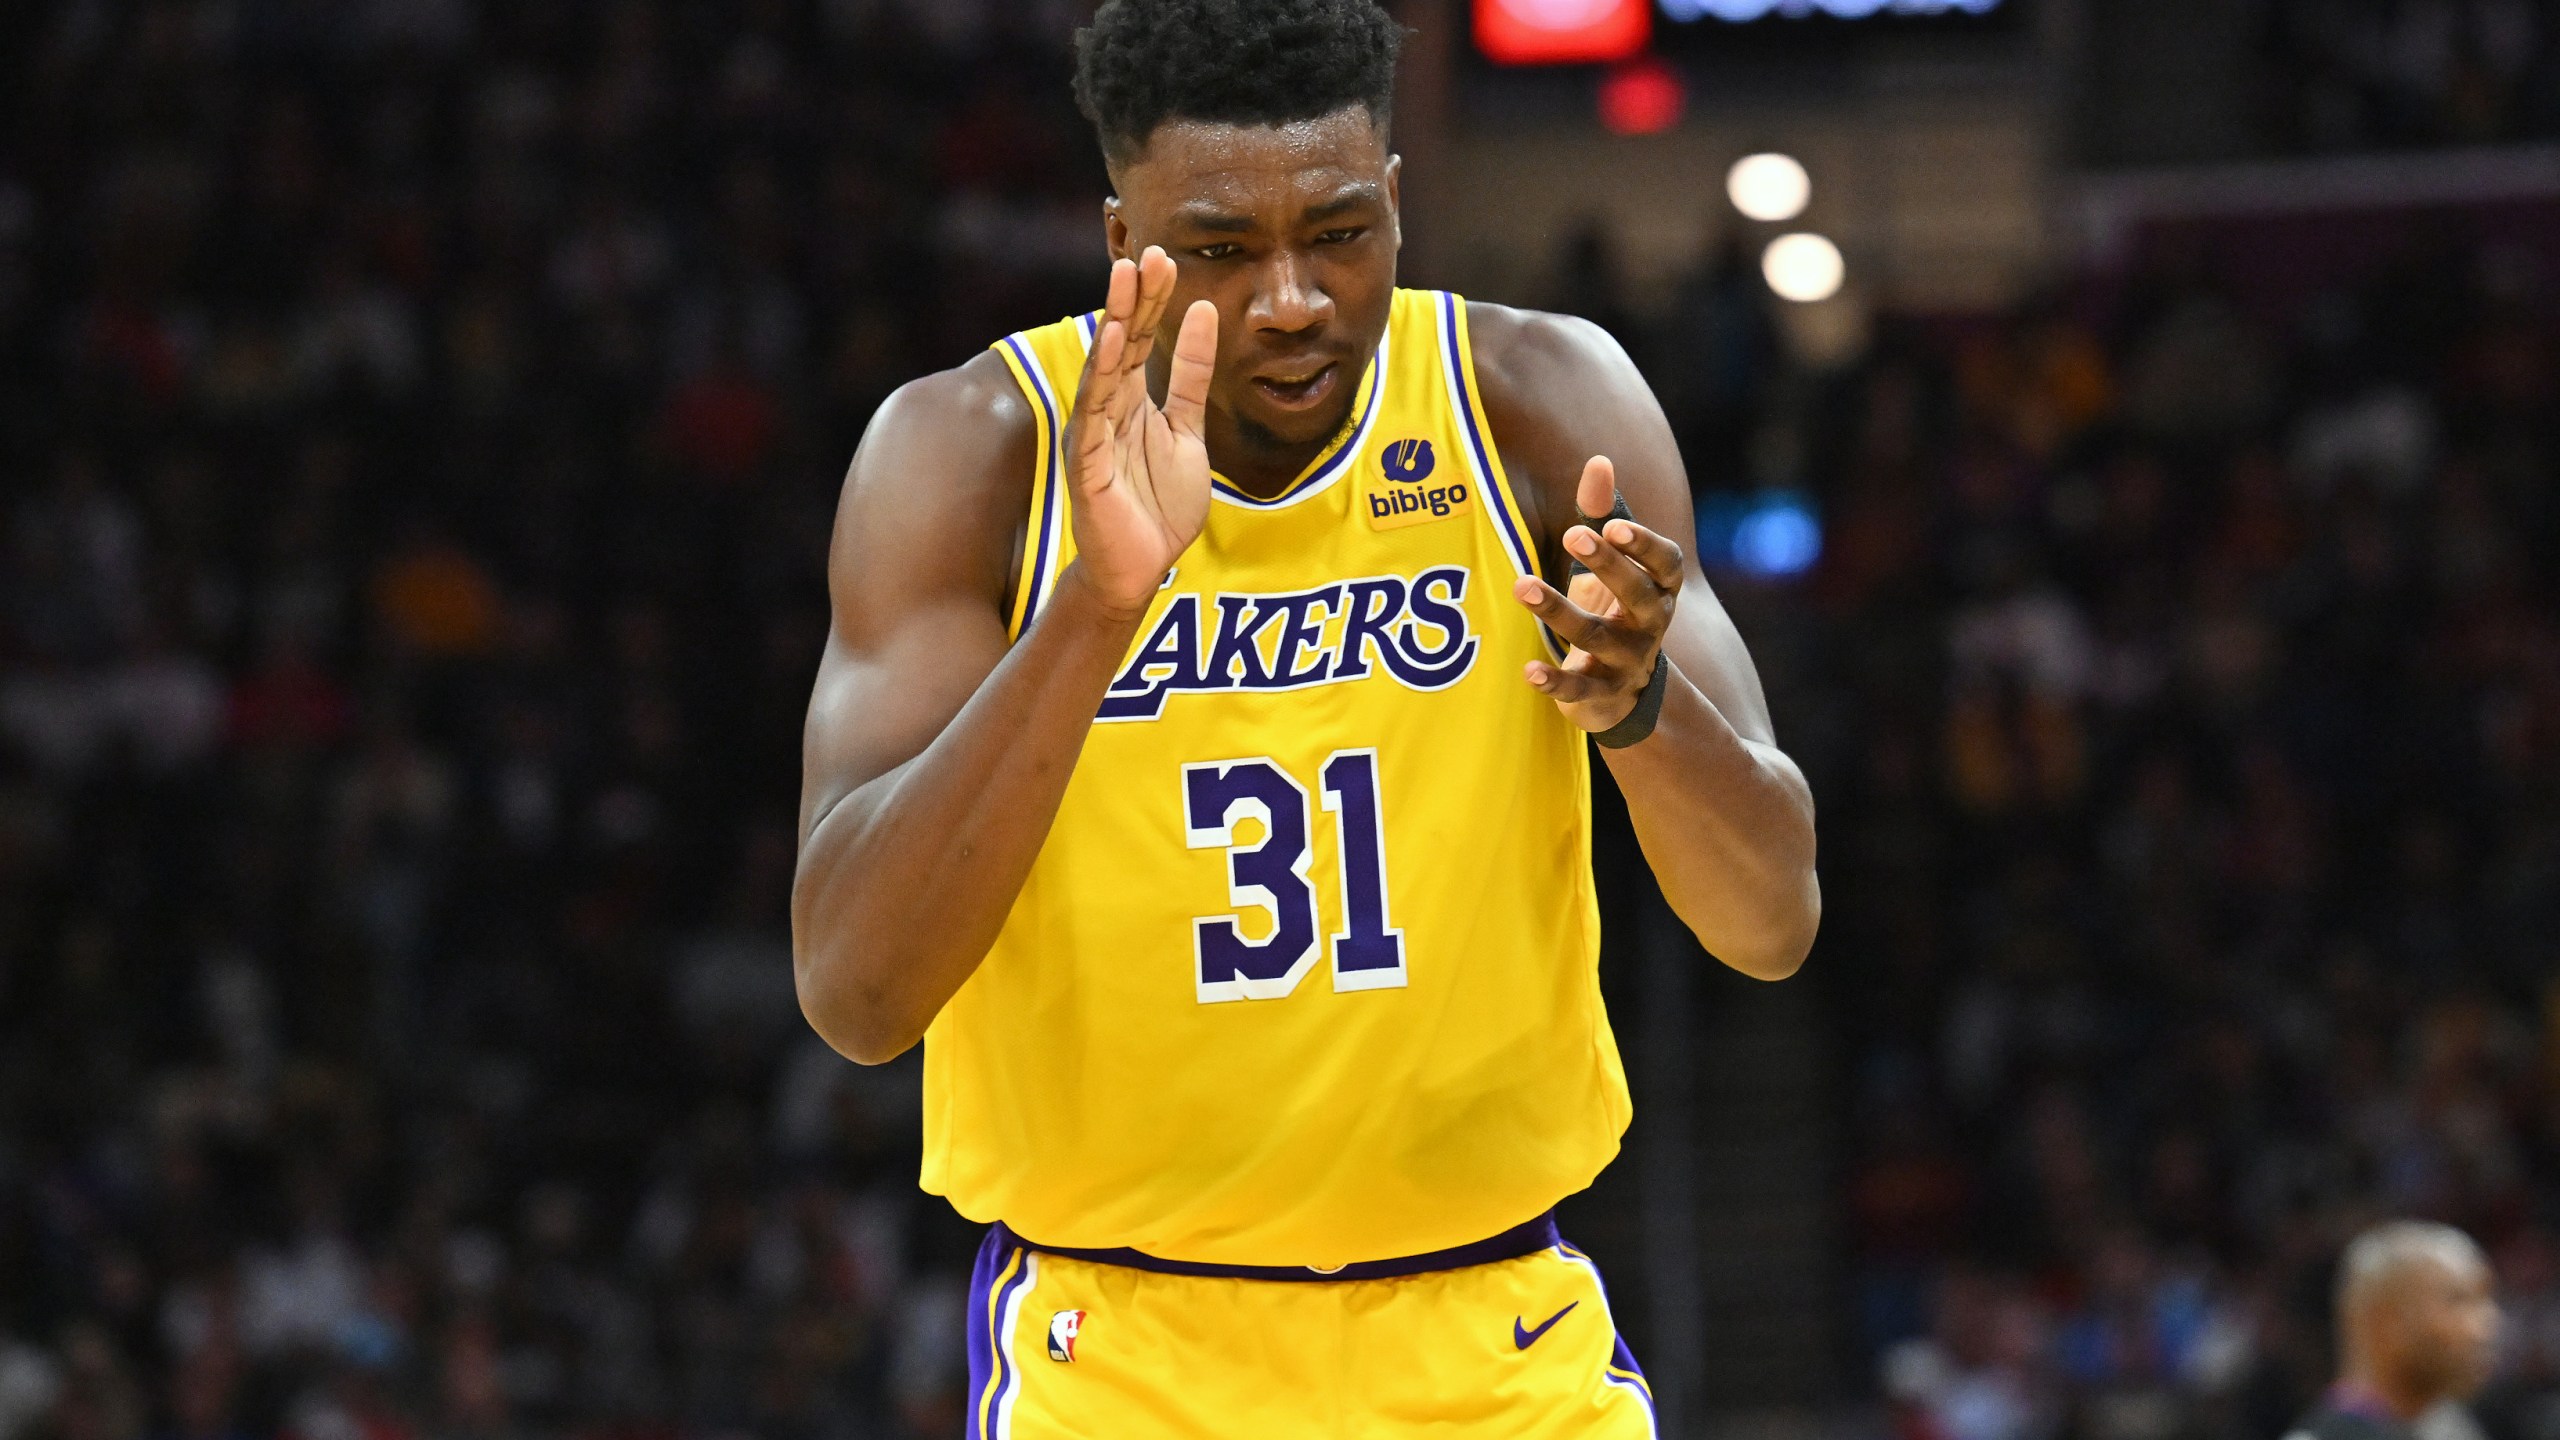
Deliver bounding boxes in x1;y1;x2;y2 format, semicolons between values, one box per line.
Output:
4;1;2560;1438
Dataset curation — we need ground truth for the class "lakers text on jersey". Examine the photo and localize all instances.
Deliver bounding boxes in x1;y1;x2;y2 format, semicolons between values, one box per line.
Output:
925;289;1633;1269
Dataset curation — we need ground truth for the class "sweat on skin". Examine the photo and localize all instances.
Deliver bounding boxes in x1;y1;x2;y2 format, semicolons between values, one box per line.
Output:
792;102;1817;1069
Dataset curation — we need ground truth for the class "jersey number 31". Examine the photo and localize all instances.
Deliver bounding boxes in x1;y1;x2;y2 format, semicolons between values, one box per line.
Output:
1182;751;1405;1004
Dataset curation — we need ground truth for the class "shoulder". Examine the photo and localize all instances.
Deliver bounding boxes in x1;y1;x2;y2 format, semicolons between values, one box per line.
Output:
1464;300;1641;417
1463;300;1666;537
836;347;1038;607
857;348;1037;479
2290;1412;2410;1440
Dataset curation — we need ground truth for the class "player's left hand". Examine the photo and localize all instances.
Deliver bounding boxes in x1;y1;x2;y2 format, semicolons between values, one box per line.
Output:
1511;455;1683;732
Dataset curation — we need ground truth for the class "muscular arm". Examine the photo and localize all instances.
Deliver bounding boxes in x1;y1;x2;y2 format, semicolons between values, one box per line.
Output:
792;355;1145;1063
1471;303;1820;981
795;250;1216;1063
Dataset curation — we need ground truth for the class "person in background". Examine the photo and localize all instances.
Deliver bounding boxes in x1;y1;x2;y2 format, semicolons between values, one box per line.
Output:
2286;1222;2503;1440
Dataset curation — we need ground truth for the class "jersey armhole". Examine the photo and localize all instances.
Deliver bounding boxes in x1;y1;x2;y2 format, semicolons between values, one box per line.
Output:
991;334;1065;641
1435;293;1544;584
1434;292;1564;659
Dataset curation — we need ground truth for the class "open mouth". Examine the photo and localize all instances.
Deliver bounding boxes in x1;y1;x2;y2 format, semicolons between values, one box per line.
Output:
1249;362;1339;412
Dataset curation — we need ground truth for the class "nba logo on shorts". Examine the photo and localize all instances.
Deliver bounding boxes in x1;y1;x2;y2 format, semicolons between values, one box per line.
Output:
1047;1309;1085;1362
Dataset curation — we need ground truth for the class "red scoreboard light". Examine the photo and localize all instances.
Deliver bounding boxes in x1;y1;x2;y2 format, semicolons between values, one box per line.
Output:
1598;57;1686;134
1474;0;1652;66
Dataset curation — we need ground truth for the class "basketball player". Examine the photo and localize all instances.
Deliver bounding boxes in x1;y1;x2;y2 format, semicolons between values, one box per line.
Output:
793;2;1820;1433
2285;1223;2502;1440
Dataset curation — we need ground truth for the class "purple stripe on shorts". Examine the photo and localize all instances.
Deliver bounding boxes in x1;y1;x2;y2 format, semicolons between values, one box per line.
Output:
965;1231;1032;1440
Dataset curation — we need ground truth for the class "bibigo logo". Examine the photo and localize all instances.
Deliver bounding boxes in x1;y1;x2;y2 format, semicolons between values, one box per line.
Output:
1368;437;1473;531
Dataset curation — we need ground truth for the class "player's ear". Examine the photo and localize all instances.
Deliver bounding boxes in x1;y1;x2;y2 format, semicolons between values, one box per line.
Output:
1105;197;1130;263
1384;154;1403;252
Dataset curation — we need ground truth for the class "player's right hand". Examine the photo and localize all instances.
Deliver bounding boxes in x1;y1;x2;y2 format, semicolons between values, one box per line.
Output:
1061;247;1218;622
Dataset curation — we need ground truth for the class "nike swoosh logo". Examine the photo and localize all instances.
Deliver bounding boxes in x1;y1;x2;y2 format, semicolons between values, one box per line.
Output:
1513;1302;1578;1350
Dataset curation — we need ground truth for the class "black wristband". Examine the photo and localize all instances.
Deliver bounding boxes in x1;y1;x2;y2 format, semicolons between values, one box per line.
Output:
1593;650;1670;750
1565;492;1637;580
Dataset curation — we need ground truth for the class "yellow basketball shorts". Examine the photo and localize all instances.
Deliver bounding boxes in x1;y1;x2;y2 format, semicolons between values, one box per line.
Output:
964;1216;1658;1438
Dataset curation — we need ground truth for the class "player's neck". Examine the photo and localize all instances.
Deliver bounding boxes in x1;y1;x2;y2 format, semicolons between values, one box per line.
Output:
1207;403;1360;501
2332;1369;2432;1425
1210;436;1324;500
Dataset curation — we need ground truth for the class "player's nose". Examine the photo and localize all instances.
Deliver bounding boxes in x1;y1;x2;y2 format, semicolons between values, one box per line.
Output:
1247;248;1333;335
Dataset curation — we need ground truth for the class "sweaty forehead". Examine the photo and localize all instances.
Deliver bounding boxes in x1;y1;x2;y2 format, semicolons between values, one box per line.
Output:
1115;110;1388;219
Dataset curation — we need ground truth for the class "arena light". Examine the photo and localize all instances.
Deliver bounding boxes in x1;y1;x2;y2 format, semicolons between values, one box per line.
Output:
1732;499;1823;577
1698;491;1824;580
1475;0;1651;66
1761;232;1844;303
1598;58;1687;135
1726;153;1810;222
1660;0;2003;19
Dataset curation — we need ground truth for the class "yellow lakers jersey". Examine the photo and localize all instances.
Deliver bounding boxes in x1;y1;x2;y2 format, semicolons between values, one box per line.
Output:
921;289;1632;1268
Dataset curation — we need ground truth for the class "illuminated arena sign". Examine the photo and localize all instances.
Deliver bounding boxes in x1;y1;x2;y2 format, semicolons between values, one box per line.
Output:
1475;0;1652;64
1658;0;2002;18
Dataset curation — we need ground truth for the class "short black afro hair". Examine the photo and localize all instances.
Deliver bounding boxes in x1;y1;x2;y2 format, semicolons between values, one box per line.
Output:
1074;0;1404;167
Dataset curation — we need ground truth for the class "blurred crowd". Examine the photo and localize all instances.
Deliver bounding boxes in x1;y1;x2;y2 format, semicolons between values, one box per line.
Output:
1780;236;2560;1439
0;4;1098;1439
2258;0;2560;152
6;4;2560;1440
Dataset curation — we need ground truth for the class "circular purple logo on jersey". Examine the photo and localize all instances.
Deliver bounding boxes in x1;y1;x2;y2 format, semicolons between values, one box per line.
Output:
1381;438;1437;484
